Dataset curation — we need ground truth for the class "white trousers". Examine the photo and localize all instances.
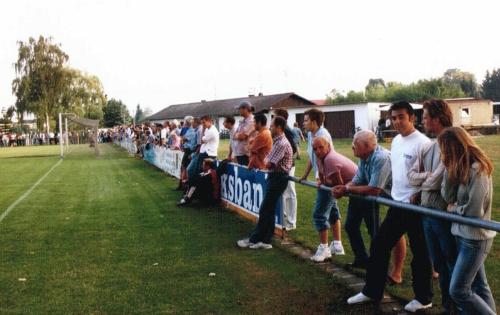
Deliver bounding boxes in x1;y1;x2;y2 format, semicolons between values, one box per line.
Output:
282;166;297;230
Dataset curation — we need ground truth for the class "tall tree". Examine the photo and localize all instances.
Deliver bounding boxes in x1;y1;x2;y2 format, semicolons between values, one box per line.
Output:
482;69;500;101
12;36;70;134
443;68;480;97
382;79;464;102
103;98;130;127
365;78;386;101
62;68;106;122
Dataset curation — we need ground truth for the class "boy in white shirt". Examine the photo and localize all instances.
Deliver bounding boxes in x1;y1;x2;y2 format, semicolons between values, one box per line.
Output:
348;101;433;313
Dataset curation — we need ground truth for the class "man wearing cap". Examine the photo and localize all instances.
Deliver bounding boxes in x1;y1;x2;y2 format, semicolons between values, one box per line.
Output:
233;101;255;166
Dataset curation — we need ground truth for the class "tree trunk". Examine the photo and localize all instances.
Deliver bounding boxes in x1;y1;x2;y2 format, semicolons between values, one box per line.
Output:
46;111;50;134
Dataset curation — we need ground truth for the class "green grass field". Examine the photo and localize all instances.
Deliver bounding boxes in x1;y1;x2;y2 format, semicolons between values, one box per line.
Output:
0;144;375;314
0;135;498;314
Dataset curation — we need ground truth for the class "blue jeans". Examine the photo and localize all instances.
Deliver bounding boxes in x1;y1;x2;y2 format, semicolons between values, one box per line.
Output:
422;216;457;311
450;237;496;315
312;188;340;231
344;198;378;264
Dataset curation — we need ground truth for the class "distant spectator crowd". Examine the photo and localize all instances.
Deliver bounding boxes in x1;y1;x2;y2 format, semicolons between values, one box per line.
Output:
0;130;91;147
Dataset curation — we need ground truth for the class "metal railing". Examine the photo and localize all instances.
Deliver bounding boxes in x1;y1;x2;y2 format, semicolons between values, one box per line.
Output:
288;176;500;233
113;139;500;234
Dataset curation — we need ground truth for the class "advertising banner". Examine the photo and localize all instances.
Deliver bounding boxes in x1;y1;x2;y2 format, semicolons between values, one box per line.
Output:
118;139;183;179
220;163;283;229
117;141;283;231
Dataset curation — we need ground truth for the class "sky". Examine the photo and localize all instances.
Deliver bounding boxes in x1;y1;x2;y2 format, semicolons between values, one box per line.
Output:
1;0;500;115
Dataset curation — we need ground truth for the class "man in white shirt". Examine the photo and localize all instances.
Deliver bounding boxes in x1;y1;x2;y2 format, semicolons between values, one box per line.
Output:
160;121;169;146
199;115;219;160
348;101;433;313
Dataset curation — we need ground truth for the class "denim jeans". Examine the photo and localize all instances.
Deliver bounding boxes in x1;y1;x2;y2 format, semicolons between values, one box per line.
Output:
450;237;496;315
344;198;378;265
363;207;433;303
312;188;340;231
422;216;457;311
249;172;289;244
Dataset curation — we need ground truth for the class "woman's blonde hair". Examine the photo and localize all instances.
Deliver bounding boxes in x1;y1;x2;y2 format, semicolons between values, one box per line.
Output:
438;127;493;185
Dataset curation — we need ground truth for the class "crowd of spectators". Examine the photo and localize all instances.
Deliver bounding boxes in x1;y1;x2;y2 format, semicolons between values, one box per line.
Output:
0;130;91;147
110;99;496;314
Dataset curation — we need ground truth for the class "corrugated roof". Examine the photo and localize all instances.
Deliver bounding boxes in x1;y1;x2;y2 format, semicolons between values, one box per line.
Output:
146;92;315;121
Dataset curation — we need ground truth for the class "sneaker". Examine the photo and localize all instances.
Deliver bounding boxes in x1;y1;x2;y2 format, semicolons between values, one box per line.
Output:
249;242;273;250
176;198;189;206
404;299;432;312
330;242;345;255
347;292;373;305
310;244;332;262
236;238;254;248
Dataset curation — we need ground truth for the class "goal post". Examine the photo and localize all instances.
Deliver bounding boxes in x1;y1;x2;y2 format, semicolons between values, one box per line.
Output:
59;112;100;157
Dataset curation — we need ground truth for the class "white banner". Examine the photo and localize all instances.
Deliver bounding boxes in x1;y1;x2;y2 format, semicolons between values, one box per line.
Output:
117;139;183;179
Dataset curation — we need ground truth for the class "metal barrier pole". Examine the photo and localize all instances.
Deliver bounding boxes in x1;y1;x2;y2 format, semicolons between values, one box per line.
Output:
288;176;500;233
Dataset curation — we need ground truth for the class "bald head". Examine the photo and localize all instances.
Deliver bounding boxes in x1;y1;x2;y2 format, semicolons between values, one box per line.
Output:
313;136;331;147
352;130;377;160
353;130;377;147
312;136;331;159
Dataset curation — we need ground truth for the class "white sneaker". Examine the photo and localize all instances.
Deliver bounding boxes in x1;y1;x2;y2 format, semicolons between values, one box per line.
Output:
310;244;332;262
404;299;432;312
330;241;345;255
347;292;373;305
249;242;273;250
237;238;254;248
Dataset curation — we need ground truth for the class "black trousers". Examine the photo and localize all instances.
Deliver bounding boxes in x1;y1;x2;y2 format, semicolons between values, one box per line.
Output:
345;198;378;265
192;173;215;205
236;155;249;166
181;148;193;168
249;172;289;244
362;206;433;304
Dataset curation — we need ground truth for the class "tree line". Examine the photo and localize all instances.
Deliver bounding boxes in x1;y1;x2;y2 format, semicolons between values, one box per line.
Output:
6;36;133;133
5;36;500;131
327;68;500;104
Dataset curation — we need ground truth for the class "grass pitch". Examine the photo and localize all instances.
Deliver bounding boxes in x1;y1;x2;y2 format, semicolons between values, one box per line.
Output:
0;144;373;314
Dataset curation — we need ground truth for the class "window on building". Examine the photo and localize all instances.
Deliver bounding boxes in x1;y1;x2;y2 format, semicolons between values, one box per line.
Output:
461;108;470;118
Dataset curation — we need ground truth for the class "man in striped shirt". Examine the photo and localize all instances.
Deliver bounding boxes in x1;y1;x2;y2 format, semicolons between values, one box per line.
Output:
237;116;292;250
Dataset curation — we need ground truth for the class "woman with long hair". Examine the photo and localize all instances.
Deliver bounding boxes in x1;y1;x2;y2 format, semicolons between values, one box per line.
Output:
439;127;496;314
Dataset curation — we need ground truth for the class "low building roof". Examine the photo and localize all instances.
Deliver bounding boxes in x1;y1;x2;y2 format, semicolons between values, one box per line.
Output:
146;92;315;121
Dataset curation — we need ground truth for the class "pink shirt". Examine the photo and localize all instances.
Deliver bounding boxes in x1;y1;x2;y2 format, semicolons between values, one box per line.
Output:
317;149;358;187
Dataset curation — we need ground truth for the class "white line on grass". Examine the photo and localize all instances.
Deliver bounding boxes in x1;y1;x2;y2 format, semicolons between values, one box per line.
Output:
0;158;63;224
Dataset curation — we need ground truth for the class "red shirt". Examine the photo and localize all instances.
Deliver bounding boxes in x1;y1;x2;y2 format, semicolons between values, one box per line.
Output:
248;128;273;170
